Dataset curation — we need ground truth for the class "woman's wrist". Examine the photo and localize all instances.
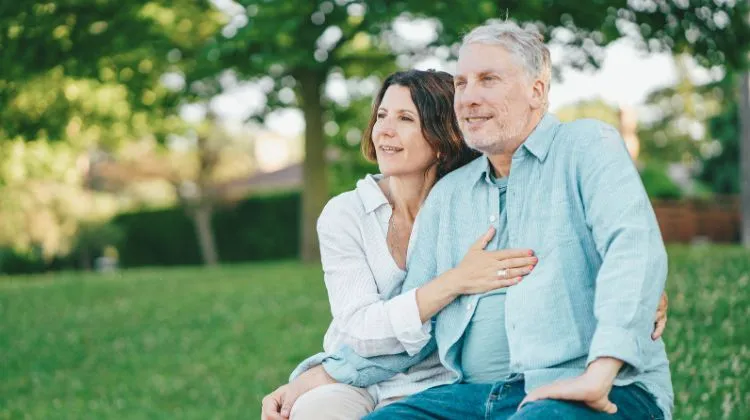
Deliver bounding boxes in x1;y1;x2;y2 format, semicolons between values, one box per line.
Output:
433;268;463;299
416;269;463;322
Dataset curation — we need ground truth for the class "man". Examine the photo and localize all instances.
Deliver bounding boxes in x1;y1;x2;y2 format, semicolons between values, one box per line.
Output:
268;21;672;419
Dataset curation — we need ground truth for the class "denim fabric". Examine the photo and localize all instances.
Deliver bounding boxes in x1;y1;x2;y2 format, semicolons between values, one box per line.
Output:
365;379;663;420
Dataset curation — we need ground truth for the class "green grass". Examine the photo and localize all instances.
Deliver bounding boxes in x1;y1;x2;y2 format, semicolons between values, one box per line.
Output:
1;246;748;419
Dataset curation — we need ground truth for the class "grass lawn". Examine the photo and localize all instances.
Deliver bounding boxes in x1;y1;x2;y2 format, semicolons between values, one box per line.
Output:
1;245;748;419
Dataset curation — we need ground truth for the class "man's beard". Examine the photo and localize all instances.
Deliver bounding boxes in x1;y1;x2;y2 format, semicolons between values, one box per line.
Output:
464;118;527;154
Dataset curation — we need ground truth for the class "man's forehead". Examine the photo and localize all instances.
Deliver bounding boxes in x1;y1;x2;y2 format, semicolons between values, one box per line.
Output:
456;44;516;73
456;61;518;79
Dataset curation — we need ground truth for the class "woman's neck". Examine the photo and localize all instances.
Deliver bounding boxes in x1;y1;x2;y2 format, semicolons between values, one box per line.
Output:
381;168;437;222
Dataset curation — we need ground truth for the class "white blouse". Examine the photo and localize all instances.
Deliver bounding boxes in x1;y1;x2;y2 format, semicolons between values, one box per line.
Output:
316;174;452;401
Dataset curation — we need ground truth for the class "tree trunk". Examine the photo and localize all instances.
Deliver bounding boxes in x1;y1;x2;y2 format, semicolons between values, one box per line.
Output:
740;72;750;247
80;247;91;271
297;70;328;263
193;204;219;266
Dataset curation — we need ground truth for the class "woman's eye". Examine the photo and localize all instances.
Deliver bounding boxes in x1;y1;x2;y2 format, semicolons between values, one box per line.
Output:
376;113;386;119
400;116;413;122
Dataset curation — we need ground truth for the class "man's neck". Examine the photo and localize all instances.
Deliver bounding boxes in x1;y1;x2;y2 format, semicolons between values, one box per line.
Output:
487;111;545;178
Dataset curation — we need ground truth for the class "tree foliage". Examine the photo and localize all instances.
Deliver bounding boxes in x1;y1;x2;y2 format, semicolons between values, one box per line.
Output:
203;0;749;261
0;0;748;263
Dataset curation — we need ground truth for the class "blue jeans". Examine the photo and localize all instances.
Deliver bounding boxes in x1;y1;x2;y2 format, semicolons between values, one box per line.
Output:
364;379;664;420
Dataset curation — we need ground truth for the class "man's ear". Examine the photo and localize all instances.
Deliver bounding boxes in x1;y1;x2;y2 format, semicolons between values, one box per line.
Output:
530;78;546;110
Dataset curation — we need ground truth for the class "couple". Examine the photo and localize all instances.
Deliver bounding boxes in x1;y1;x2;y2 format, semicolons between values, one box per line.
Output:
263;21;672;419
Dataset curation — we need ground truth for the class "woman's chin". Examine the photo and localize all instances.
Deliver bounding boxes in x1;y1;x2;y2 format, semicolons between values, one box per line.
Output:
378;167;428;178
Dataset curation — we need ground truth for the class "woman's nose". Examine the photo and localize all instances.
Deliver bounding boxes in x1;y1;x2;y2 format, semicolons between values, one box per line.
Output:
377;121;396;137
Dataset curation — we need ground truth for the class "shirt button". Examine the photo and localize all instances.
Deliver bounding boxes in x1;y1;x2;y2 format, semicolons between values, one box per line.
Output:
489;215;497;223
466;302;474;312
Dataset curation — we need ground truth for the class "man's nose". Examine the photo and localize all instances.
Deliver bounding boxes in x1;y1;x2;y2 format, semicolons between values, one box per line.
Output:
459;81;482;107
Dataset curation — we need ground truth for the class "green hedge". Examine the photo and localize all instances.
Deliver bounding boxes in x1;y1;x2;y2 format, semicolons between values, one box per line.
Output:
113;193;300;267
0;193;302;275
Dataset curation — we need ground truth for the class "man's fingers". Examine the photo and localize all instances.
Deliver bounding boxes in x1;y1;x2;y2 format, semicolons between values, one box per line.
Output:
471;226;497;250
655;307;666;320
659;292;668;310
602;400;618;414
608;402;619;414
652;316;667;340
518;394;537;410
517;386;558;410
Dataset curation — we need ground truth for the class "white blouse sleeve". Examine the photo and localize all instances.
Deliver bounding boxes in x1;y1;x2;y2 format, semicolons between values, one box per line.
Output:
317;197;431;357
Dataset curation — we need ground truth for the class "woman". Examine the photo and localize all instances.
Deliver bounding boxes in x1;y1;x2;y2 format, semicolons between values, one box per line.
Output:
261;70;668;420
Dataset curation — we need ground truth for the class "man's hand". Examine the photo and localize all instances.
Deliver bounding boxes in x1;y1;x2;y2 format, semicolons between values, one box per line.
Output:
519;357;623;414
261;365;337;419
652;292;668;340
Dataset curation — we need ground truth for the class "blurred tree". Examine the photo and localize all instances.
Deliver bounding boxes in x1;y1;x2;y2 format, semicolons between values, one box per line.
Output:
0;0;223;144
204;0;750;262
0;138;119;261
556;98;620;126
699;75;740;195
740;72;750;247
0;1;225;263
638;57;725;171
88;117;258;265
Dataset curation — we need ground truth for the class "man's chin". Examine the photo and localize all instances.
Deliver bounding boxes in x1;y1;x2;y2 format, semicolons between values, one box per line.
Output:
466;138;500;154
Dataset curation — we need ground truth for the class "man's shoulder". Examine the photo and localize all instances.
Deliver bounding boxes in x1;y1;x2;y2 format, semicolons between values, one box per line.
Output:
556;118;621;146
551;118;625;160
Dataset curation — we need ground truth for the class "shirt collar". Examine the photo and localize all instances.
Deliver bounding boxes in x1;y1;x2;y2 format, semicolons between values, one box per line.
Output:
468;155;495;186
356;174;390;214
520;112;560;163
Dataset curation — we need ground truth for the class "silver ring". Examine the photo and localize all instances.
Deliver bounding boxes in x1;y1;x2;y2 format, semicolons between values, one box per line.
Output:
496;269;508;278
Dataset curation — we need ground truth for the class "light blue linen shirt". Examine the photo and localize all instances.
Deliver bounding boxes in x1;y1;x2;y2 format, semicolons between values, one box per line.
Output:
461;174;512;383
299;114;673;418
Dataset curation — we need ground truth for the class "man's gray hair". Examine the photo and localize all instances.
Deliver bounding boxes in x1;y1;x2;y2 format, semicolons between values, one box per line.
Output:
461;21;551;107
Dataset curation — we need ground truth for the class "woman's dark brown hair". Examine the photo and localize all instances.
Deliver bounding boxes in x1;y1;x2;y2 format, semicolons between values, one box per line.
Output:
361;69;480;178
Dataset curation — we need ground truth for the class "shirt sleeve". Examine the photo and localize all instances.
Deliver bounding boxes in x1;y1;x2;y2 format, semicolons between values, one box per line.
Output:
313;186;447;386
577;122;669;372
317;196;431;357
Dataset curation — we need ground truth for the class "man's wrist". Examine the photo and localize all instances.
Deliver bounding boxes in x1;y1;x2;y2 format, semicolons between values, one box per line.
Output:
585;357;623;384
